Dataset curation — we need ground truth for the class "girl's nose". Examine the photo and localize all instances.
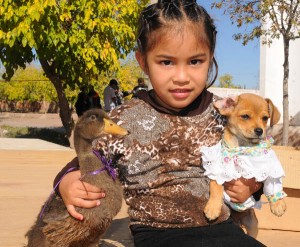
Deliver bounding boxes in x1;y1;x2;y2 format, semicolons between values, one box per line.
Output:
173;65;189;84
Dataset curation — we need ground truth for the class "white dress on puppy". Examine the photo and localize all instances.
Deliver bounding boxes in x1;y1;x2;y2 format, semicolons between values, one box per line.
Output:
201;136;287;211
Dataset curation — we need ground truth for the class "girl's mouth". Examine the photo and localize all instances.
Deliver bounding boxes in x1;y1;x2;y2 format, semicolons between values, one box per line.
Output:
170;89;191;99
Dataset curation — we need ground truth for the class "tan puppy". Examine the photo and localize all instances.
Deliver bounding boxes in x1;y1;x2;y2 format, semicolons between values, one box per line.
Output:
201;93;287;238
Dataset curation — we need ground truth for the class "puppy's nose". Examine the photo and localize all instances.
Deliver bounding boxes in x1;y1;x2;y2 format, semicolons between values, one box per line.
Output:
255;128;263;137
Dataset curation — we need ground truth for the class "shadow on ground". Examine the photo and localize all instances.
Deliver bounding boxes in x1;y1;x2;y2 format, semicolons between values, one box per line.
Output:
0;126;70;147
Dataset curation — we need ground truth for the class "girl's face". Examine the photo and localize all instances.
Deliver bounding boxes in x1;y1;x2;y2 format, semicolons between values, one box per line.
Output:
136;28;212;111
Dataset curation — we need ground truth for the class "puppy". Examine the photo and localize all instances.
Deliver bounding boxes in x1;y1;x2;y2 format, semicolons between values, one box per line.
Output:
201;93;287;238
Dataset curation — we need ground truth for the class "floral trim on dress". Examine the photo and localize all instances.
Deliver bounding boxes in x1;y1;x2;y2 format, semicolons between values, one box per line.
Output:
201;136;286;211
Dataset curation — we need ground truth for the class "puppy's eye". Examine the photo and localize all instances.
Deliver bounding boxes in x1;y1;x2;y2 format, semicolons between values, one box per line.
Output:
262;116;269;122
241;114;250;120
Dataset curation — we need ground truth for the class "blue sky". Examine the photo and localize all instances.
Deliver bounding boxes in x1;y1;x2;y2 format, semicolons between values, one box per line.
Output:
200;2;260;89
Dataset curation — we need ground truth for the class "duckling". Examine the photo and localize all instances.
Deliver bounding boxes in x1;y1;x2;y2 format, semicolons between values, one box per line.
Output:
25;109;128;247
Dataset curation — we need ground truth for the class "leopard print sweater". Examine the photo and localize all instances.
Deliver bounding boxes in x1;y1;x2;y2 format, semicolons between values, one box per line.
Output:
93;91;231;228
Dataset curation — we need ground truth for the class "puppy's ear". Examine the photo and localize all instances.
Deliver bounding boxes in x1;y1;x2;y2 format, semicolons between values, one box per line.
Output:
214;96;238;116
265;98;281;126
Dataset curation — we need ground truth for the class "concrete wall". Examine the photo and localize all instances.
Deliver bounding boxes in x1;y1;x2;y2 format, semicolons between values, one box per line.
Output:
260;36;300;123
208;87;259;98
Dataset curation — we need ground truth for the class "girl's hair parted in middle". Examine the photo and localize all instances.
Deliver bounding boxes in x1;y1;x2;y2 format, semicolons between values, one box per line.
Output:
137;0;218;87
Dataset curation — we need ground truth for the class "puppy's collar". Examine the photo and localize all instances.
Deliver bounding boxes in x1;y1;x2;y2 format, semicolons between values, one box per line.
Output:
221;136;274;158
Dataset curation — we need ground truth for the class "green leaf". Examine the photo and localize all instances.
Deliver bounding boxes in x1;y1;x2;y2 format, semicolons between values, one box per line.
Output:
22;36;27;47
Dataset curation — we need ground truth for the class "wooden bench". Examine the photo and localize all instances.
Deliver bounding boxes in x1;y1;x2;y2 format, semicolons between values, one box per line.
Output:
255;146;300;232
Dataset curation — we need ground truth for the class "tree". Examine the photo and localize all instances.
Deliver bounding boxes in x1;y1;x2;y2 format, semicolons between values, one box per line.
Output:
0;0;148;141
118;55;145;93
9;66;57;102
212;0;300;145
218;73;241;88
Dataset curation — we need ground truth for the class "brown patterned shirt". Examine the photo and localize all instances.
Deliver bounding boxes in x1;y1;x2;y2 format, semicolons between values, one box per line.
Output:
92;89;231;228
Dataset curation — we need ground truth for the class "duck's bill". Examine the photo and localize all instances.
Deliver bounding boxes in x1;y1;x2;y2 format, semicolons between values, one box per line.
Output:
103;118;128;136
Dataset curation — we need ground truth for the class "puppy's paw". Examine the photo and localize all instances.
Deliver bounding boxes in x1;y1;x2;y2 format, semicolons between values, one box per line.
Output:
204;199;222;221
270;199;286;217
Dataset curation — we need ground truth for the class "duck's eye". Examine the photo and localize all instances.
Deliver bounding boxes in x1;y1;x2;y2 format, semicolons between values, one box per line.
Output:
241;114;250;120
90;115;97;120
262;116;269;122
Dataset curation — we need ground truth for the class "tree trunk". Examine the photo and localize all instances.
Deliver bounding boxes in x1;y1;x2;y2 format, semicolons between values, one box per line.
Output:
282;37;290;146
39;58;75;146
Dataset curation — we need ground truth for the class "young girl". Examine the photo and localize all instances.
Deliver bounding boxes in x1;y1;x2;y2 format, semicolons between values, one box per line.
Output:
55;1;265;246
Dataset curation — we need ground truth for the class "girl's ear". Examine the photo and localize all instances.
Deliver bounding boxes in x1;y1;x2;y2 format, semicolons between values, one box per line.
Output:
135;51;148;74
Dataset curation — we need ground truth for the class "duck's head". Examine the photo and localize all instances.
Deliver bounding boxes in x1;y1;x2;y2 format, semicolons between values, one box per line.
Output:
75;109;128;141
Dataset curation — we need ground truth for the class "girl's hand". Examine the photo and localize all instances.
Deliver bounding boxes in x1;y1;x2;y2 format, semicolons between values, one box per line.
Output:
224;178;262;203
58;170;105;220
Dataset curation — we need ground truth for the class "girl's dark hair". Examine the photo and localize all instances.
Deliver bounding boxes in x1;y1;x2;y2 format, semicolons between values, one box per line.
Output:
137;0;218;87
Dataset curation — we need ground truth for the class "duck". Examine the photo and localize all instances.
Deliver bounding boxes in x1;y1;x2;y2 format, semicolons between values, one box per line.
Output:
25;109;128;247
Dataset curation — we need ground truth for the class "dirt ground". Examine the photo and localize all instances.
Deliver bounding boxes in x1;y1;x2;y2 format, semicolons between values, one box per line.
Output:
0;112;72;146
0;112;65;128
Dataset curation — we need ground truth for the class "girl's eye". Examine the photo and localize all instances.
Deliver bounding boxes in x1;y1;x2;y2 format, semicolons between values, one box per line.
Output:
190;59;201;65
161;60;172;66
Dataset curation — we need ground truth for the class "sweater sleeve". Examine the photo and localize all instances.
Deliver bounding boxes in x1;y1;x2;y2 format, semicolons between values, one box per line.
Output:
53;157;79;196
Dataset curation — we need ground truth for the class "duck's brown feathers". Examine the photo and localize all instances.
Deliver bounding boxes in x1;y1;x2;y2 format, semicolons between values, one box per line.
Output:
25;109;126;247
